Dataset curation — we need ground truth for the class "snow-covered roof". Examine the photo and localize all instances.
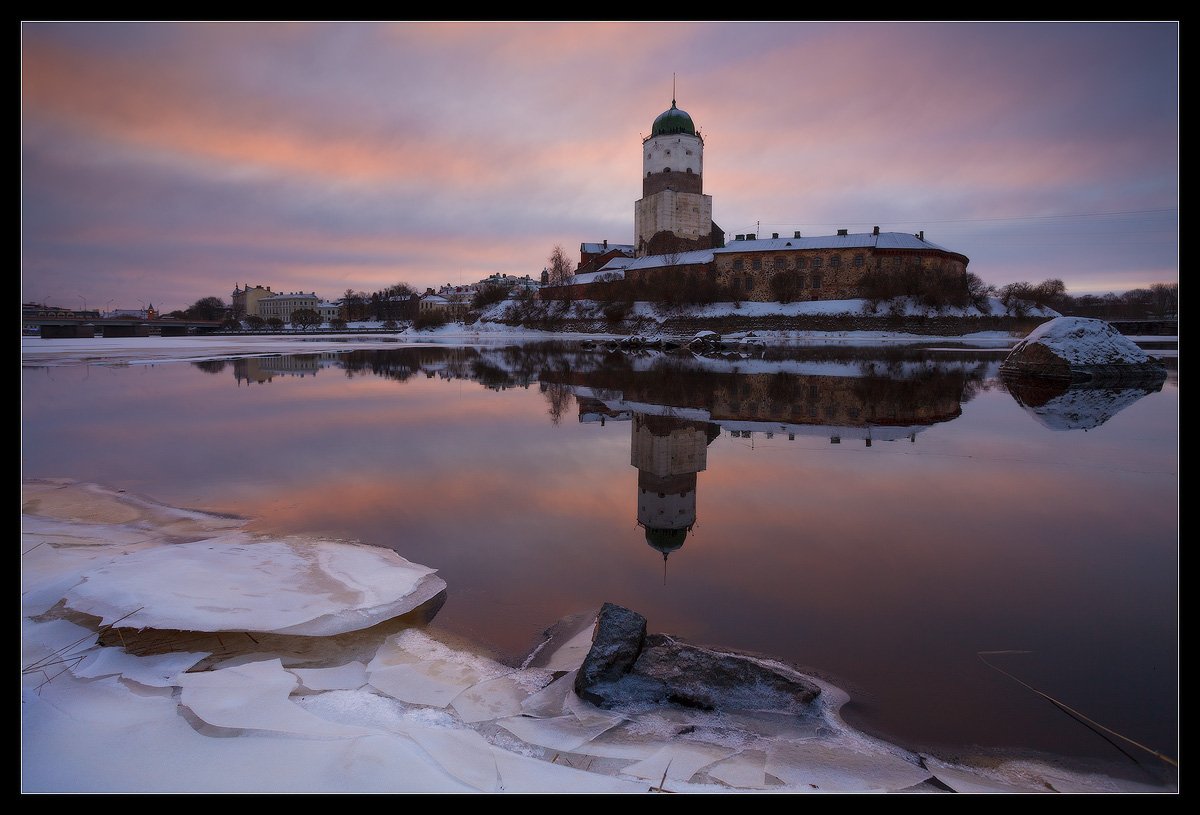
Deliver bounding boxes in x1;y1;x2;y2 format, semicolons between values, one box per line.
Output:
571;269;626;285
581;243;635;255
622;249;716;271
717;231;955;254
421;295;449;304
595;256;637;273
260;291;319;301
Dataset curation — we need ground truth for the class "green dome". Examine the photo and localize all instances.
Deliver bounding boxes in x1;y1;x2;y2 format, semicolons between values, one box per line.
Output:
651;100;696;137
645;526;688;554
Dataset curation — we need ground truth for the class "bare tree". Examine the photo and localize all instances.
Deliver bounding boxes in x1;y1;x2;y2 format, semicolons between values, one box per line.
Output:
547;245;574;286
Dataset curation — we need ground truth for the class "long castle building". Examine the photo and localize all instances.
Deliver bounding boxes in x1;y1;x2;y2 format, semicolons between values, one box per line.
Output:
553;98;969;303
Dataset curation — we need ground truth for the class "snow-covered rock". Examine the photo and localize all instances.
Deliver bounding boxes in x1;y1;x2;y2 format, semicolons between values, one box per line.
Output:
1000;317;1167;383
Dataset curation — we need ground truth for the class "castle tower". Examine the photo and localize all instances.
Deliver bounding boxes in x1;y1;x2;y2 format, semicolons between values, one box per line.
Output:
634;99;718;256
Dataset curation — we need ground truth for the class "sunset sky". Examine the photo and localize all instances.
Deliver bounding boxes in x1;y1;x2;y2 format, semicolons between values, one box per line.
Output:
21;22;1178;313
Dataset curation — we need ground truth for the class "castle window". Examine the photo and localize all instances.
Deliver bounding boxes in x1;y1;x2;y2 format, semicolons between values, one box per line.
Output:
774;256;785;270
830;255;841;268
752;257;762;271
745;275;753;290
732;258;744;272
812;257;823;269
812;273;823;288
854;254;865;267
796;257;806;269
686;168;692;173
663;167;671;173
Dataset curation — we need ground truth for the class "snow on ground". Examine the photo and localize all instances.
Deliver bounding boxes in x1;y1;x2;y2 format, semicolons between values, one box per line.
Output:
21;326;1025;368
21;480;1172;793
20;296;1075;368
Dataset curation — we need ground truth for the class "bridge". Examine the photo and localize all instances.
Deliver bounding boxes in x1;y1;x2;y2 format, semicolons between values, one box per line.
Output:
23;316;224;339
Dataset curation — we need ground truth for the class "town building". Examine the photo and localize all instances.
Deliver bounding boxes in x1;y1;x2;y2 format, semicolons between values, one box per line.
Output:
419;292;468;321
577;241;635;276
231;284;274;318
257;291;321;324
317;301;342;322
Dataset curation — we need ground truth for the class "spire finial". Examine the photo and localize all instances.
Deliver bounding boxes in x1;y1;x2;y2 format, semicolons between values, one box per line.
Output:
672;73;676;107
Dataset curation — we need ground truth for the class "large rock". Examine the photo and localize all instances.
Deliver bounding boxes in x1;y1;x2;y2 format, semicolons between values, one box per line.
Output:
1000;317;1167;383
574;604;820;713
573;603;646;705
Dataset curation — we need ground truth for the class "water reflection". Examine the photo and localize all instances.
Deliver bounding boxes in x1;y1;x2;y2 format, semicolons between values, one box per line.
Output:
30;343;1173;772
1004;375;1167;431
227;353;344;385
629;414;719;564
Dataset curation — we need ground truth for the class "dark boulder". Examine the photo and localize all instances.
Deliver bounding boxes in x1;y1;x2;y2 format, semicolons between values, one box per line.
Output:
574;604;821;713
573;602;647;705
632;633;821;713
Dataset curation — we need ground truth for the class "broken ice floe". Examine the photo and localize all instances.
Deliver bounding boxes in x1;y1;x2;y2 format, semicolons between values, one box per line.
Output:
62;536;446;636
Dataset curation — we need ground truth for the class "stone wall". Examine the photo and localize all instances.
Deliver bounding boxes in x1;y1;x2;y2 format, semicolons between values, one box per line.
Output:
713;246;966;303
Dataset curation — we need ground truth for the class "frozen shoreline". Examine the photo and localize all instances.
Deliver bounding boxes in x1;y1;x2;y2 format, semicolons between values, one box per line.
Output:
21;479;1175;793
21;327;1026;368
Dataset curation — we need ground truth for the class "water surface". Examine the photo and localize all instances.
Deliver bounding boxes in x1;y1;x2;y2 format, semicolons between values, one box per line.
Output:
21;343;1177;780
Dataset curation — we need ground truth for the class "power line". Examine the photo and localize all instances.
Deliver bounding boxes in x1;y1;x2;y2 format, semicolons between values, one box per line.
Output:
752;208;1177;228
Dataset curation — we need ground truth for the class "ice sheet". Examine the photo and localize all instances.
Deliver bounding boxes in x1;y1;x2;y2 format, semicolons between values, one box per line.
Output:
63;536;446;635
177;658;372;736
